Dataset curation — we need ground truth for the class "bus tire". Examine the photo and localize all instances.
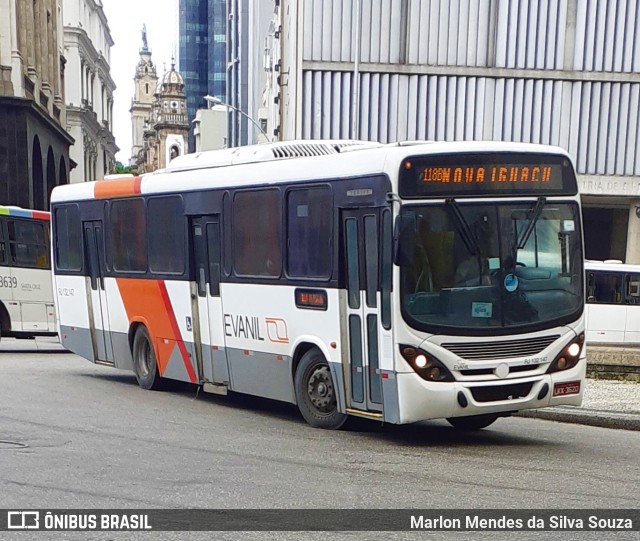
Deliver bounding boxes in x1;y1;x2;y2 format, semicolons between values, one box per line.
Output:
446;414;499;430
132;326;163;390
294;348;347;430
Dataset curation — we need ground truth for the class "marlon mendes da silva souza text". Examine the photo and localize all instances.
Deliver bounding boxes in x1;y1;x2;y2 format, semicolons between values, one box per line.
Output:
409;515;634;530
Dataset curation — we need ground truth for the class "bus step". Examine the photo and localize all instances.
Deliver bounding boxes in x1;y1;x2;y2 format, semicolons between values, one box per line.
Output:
346;408;383;420
202;383;228;396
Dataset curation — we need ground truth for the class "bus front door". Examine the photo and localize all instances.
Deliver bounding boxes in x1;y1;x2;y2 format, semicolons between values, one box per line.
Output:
341;208;388;415
191;216;229;388
82;221;112;364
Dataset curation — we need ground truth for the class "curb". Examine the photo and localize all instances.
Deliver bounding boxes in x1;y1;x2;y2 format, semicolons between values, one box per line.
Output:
0;338;67;353
516;407;640;431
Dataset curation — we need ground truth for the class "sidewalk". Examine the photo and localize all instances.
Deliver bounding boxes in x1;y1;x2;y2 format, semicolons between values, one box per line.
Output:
517;378;640;431
1;337;639;430
0;336;66;352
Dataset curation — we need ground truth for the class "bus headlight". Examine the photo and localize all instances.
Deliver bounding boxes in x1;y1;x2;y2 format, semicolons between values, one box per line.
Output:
399;345;454;382
547;333;585;374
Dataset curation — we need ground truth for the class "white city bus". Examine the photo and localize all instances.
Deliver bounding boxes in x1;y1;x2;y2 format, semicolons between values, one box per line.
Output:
50;140;585;430
585;260;640;345
0;206;57;339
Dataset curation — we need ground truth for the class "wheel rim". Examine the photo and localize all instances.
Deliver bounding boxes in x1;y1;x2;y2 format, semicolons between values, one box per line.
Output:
138;339;152;377
306;365;336;415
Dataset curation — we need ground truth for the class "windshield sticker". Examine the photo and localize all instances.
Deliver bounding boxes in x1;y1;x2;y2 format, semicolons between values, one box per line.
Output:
562;220;575;232
472;302;492;318
504;274;519;292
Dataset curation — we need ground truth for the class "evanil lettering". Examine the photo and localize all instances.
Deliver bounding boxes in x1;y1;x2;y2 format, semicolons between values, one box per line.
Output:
224;314;265;341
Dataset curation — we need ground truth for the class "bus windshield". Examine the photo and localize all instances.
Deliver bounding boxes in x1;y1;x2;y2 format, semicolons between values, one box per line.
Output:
399;200;583;334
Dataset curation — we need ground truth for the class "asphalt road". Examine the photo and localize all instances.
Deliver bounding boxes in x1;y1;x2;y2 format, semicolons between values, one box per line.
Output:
1;350;639;541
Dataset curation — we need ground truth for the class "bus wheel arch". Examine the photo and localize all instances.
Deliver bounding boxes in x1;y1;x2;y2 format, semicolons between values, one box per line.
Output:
131;324;163;391
0;302;10;338
293;346;347;430
128;321;142;353
291;342;316;384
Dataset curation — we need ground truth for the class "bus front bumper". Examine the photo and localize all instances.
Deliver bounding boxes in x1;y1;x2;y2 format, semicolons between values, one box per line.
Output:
395;360;586;424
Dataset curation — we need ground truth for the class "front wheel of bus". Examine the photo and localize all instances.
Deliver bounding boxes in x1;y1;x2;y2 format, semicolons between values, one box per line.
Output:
446;414;499;430
132;326;162;390
295;348;347;430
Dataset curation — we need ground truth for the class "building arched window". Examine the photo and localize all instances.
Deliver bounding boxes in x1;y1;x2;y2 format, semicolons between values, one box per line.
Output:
145;83;149;94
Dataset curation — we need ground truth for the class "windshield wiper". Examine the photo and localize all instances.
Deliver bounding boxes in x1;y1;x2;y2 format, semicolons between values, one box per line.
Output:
516;197;546;250
446;198;480;256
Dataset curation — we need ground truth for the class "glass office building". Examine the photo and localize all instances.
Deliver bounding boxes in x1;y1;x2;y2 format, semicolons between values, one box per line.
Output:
179;0;227;152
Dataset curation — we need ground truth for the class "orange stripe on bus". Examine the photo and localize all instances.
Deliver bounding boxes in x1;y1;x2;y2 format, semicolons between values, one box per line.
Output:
116;278;195;382
158;281;197;383
94;177;142;199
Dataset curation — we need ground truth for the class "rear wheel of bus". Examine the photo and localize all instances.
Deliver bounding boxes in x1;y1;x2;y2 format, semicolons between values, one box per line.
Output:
446;414;499;430
294;348;347;430
132;326;163;390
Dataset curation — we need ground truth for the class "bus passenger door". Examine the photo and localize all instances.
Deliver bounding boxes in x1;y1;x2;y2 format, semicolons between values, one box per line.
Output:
82;221;112;364
191;216;229;386
341;208;387;415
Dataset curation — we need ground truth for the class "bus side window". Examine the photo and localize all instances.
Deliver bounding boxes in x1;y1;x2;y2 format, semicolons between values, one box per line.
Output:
0;222;5;265
626;274;640;305
586;272;596;303
590;271;623;304
612;274;623;304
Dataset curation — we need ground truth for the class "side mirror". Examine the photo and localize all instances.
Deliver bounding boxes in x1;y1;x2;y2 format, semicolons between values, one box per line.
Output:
393;214;416;267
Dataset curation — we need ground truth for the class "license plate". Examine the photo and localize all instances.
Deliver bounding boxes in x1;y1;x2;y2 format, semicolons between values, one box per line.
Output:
553;381;581;397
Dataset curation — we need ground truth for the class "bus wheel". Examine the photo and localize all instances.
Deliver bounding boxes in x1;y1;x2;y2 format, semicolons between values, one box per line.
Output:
132;326;162;390
446;414;499;430
294;348;347;430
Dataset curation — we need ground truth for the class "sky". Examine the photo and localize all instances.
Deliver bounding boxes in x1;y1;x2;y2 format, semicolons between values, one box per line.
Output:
101;0;179;163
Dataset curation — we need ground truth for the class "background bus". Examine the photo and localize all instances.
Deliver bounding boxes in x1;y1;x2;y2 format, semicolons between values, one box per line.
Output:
585;260;640;345
50;140;585;430
0;206;56;339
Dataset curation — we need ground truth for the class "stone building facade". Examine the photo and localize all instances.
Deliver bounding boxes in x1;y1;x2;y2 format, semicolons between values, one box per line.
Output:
0;0;72;210
63;0;117;183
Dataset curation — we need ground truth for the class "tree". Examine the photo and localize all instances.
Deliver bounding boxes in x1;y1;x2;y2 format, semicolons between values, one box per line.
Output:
114;161;134;175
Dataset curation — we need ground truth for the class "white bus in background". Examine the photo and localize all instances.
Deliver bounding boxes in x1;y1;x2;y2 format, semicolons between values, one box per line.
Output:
50;140;585;431
0;206;56;339
585;260;640;345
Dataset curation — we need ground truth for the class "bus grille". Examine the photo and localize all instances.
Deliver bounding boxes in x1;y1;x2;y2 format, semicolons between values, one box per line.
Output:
441;335;560;361
470;382;534;403
459;364;541;376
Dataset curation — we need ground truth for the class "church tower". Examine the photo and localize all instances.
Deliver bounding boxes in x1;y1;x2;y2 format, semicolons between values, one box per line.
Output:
130;25;158;166
152;60;189;169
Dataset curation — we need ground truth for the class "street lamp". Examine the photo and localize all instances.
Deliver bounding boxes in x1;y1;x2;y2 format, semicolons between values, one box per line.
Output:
203;95;270;143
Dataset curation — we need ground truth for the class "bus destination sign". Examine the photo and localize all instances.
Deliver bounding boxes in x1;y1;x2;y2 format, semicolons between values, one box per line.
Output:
399;152;577;198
